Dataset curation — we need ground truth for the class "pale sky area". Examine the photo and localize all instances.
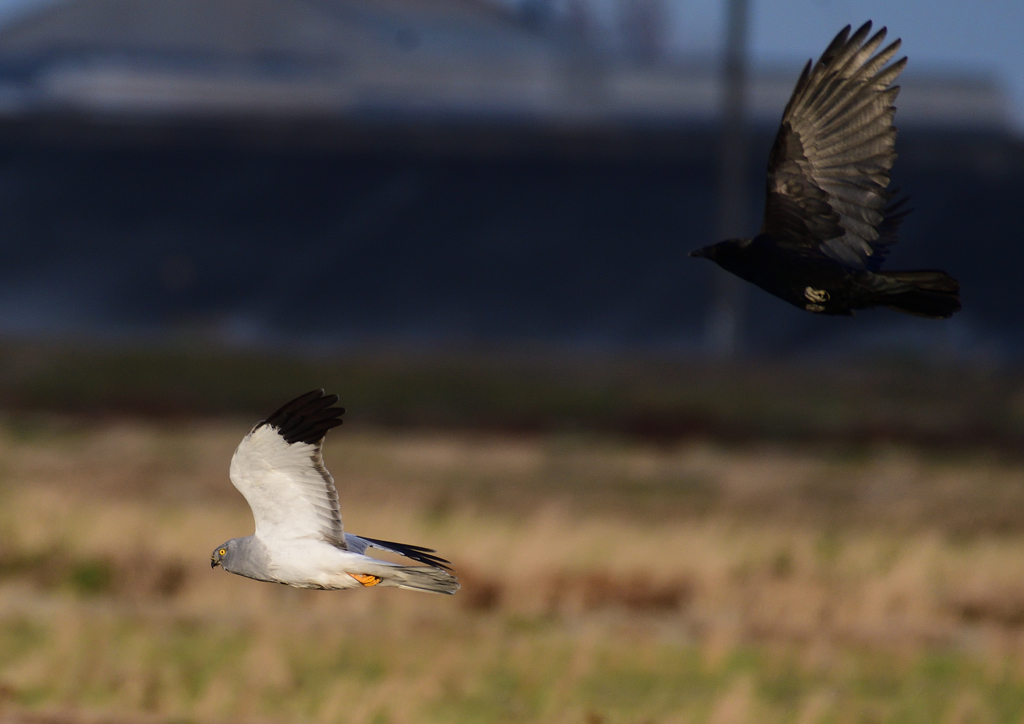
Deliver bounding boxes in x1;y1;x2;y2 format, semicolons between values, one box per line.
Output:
0;0;1019;131
680;0;1024;131
528;0;1024;132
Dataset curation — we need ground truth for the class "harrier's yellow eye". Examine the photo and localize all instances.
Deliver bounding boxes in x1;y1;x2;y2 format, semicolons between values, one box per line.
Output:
219;549;226;555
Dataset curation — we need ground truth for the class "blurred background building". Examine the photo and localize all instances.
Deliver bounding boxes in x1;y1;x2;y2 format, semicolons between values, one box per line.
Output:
0;0;1016;358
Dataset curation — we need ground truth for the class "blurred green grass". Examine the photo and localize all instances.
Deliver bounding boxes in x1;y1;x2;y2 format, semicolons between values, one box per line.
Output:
0;343;1023;722
9;604;1024;724
0;421;1021;722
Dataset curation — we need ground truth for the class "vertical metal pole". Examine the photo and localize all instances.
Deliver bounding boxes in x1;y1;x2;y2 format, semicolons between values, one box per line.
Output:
707;0;749;357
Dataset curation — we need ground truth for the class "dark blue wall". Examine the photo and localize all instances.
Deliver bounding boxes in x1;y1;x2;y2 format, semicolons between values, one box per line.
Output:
0;122;1018;357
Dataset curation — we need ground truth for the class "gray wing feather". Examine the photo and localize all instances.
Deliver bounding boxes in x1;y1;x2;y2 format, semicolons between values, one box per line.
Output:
762;21;907;269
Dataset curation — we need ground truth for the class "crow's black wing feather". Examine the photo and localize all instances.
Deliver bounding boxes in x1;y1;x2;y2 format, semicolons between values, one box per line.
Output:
761;21;907;269
866;193;912;271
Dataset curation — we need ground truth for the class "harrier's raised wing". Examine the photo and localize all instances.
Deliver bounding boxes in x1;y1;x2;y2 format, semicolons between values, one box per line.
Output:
229;390;346;547
762;21;906;270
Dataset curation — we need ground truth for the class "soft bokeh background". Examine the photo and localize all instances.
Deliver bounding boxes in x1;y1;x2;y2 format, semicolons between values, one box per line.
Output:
0;1;1019;723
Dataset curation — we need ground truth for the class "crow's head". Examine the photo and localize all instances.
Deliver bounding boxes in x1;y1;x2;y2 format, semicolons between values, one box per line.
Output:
689;238;752;266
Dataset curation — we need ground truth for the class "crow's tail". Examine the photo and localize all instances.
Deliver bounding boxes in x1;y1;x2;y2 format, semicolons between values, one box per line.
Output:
873;270;961;319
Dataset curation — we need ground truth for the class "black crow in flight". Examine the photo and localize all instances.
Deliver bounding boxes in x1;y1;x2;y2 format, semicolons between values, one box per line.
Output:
691;22;961;318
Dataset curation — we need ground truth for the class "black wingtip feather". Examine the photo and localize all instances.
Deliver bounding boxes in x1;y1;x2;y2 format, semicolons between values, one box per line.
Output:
260;389;346;445
361;536;454;571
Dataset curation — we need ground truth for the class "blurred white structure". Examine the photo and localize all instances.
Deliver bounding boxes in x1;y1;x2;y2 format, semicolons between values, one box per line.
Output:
0;0;1008;130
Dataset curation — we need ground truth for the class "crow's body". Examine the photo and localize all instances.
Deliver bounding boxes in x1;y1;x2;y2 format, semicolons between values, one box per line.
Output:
707;233;958;318
692;22;960;319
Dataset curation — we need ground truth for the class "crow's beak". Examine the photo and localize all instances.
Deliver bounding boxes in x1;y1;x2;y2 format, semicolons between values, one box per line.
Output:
689;246;711;259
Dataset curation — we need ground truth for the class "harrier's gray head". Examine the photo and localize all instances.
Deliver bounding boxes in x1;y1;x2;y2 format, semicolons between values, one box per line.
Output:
210;539;236;569
210;536;273;582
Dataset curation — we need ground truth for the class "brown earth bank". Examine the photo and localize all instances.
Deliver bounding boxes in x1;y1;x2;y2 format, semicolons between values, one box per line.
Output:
0;342;1020;452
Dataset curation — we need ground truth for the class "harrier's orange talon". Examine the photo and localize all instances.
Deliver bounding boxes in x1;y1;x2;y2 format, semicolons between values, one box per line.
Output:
349;573;382;587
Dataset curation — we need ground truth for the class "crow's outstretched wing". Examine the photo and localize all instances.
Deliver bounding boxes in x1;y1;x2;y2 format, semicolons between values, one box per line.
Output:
761;21;906;270
868;193;912;271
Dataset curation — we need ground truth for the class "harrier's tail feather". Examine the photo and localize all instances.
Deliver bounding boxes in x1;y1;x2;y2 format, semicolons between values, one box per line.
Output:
382;565;461;595
874;270;961;319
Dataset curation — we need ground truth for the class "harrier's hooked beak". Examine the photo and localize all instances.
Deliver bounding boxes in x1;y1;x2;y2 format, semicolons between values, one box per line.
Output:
212;545;227;568
689;246;713;259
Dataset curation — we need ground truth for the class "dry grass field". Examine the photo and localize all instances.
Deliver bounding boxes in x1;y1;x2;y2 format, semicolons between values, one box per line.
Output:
0;417;1023;723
